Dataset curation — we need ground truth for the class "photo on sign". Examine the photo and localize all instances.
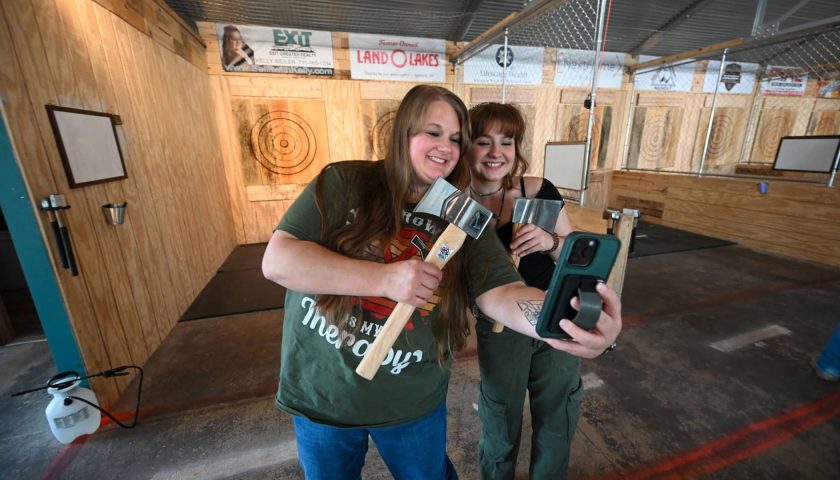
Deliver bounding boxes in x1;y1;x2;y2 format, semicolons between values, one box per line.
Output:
216;23;335;76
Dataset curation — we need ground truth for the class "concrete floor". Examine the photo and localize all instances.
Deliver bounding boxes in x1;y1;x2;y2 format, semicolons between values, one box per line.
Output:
2;244;839;479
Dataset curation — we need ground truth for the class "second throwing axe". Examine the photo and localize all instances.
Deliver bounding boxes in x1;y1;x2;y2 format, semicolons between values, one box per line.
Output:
355;177;493;380
490;196;565;333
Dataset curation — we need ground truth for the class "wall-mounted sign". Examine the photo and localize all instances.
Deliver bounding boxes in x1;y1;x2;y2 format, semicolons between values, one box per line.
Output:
349;33;445;82
463;45;544;85
633;55;695;92
817;78;840;98
703;61;758;94
554;49;625;89
216;23;334;75
760;66;808;96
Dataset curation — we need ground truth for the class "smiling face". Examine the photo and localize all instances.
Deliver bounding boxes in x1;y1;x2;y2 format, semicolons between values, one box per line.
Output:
408;100;463;193
469;124;516;183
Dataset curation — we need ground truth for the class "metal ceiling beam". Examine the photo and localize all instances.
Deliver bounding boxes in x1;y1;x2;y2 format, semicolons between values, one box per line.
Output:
629;21;840;73
450;0;567;65
628;0;717;54
450;0;486;42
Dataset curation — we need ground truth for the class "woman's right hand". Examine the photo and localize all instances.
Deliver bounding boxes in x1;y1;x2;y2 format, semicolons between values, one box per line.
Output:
380;259;443;307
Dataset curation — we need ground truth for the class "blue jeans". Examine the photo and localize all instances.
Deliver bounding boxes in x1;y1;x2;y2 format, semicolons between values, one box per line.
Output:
817;322;840;377
293;402;458;480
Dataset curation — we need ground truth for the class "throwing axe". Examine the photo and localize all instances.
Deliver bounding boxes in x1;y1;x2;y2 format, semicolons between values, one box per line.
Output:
355;177;493;380
490;197;564;333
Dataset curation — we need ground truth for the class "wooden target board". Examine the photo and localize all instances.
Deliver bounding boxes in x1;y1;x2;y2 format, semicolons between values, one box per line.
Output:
518;104;536;167
692;107;746;174
232;98;330;186
807;110;840;135
361;100;400;160
627;106;683;170
555;104;613;170
750;109;795;163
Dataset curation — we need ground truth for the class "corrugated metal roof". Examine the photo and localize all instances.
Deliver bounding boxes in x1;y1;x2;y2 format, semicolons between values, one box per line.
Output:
165;0;840;60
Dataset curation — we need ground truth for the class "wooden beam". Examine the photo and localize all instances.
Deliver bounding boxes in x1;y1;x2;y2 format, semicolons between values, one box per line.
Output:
630;38;747;73
451;11;518;64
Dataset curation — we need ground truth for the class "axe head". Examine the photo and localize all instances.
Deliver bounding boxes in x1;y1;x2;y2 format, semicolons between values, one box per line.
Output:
511;197;564;232
414;177;493;239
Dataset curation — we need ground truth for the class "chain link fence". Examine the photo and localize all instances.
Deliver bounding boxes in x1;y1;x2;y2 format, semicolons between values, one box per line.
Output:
624;23;840;182
454;0;602;104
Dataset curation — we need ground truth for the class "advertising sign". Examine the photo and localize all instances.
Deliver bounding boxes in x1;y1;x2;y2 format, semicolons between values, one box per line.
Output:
760;66;808;96
703;61;759;94
349;33;445;82
554;49;625;89
634;55;695;92
463;45;545;85
216;23;334;75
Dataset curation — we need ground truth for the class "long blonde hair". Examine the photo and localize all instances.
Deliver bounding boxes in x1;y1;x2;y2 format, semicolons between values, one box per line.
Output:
315;85;474;361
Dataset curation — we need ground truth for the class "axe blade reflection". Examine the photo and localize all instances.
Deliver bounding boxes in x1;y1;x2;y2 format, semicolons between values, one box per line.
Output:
511;198;564;232
414;177;493;239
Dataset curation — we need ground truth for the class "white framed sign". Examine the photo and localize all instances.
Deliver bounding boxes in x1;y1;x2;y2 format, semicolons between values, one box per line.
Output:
45;105;127;188
544;142;587;191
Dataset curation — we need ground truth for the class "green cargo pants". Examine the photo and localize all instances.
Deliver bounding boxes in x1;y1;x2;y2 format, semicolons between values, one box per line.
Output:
475;317;583;480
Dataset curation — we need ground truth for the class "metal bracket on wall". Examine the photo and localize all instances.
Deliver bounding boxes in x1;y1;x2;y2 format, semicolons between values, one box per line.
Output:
40;194;78;276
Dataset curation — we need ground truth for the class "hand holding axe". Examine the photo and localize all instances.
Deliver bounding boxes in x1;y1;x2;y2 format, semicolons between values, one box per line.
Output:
490;197;564;333
355;177;493;380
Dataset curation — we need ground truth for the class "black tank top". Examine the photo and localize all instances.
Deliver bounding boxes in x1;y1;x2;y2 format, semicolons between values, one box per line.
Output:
496;177;564;291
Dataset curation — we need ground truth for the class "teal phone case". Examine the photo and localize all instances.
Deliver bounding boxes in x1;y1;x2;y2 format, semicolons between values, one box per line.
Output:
536;231;621;339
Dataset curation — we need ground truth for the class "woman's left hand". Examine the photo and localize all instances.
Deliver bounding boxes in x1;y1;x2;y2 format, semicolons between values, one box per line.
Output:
544;282;622;358
510;224;553;257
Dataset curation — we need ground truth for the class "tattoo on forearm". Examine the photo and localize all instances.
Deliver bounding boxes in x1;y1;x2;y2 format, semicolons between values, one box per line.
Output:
516;300;543;326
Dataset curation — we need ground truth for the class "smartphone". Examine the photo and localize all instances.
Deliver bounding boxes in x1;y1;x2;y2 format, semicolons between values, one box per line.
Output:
536;232;621;339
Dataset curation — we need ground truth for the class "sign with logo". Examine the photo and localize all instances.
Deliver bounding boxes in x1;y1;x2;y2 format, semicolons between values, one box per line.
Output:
760;66;808;96
817;78;840;98
703;61;758;94
554;49;625;89
216;23;334;75
463;45;544;85
349;33;445;82
634;55;695;92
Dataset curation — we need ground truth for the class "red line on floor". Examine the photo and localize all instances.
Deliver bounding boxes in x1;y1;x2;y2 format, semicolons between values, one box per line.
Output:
621;275;840;329
591;391;840;480
40;435;89;480
98;384;277;429
42;384;277;478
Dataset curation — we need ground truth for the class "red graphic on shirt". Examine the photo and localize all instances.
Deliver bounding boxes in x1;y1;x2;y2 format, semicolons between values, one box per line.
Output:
355;225;441;327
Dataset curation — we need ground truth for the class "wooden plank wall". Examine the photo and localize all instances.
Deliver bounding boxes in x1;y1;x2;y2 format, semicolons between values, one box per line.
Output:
609;171;840;269
0;0;235;405
201;23;630;243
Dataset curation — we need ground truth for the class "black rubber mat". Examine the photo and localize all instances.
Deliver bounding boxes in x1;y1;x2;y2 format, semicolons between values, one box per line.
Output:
180;244;284;321
217;243;268;272
629;221;736;258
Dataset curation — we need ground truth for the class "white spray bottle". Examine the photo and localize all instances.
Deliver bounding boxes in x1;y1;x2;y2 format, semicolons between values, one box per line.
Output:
45;373;101;444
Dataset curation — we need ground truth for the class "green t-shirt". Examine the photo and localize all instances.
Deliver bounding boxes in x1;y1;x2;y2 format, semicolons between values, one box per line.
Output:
274;162;521;428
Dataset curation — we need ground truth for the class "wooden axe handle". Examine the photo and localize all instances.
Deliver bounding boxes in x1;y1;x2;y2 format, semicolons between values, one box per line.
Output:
356;224;469;380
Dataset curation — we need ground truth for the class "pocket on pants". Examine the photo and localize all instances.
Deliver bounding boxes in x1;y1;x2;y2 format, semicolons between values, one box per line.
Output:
478;382;515;460
565;376;584;439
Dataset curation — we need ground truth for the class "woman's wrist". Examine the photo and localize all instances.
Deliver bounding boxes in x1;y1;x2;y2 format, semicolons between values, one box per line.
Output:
545;232;561;253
